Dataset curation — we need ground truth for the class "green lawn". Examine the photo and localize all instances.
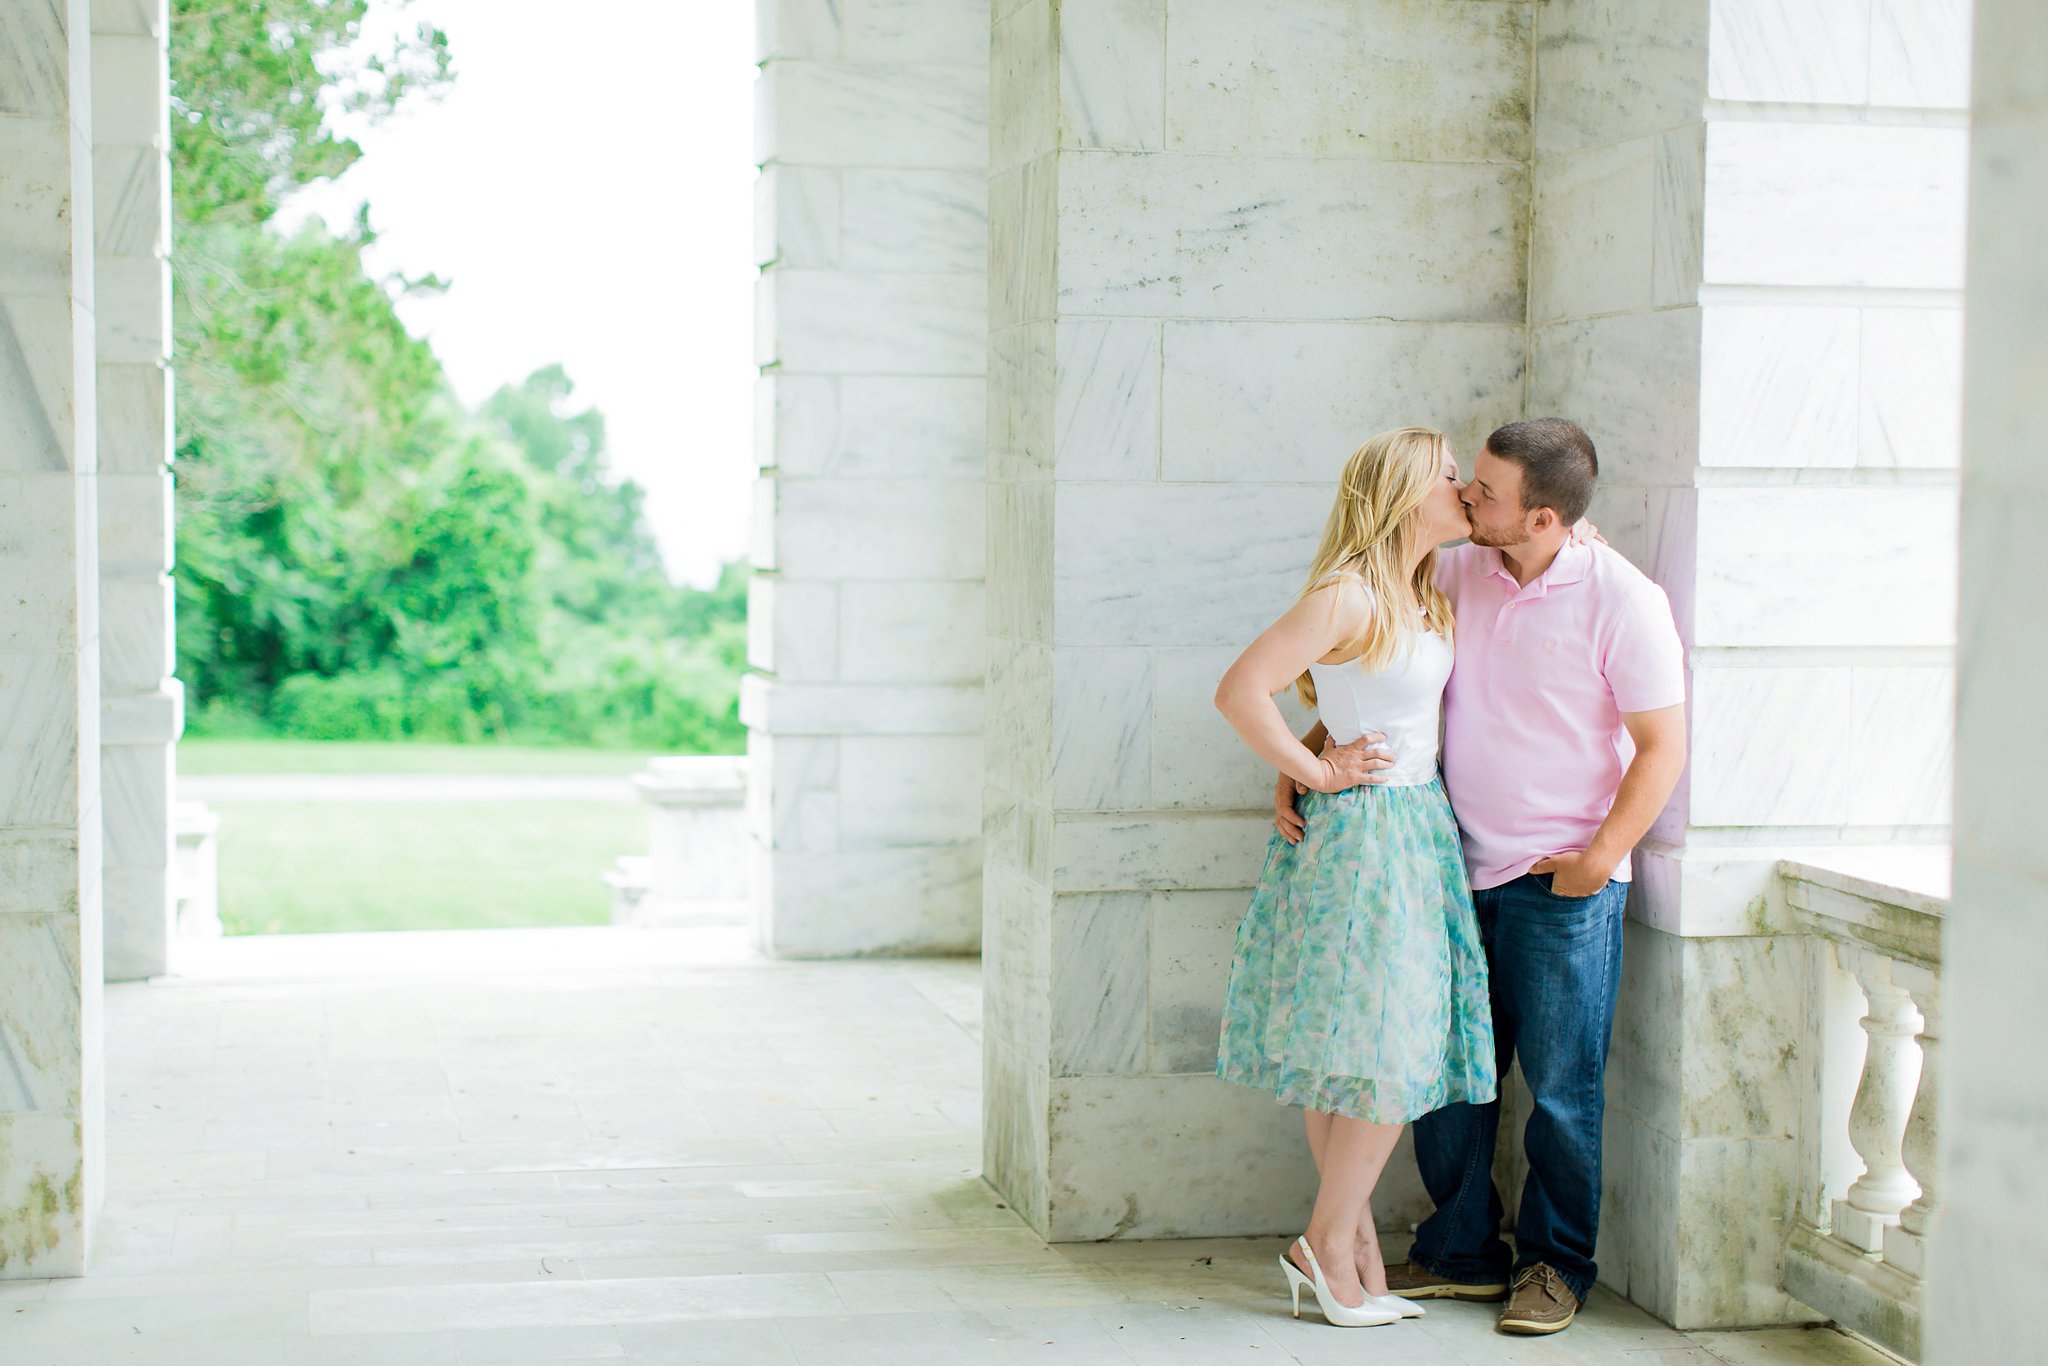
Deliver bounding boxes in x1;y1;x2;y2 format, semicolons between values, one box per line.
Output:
213;799;643;935
179;738;656;776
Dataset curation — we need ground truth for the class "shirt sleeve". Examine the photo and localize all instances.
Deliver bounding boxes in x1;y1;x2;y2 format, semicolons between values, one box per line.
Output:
1602;577;1687;713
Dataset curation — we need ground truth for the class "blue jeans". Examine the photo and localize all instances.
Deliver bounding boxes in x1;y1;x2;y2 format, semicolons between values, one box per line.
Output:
1407;871;1628;1304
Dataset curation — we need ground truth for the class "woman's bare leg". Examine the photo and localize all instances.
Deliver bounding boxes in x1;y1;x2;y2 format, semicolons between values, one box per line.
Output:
1286;1113;1405;1307
1304;1108;1333;1173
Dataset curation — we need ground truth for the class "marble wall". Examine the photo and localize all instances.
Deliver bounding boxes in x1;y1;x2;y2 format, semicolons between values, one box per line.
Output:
1526;0;1972;1330
746;0;990;956
984;0;1532;1240
1929;0;2048;1357
0;0;107;1277
92;0;179;983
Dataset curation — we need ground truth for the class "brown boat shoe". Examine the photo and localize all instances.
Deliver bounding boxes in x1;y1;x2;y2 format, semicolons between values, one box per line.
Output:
1498;1262;1580;1335
1382;1260;1509;1302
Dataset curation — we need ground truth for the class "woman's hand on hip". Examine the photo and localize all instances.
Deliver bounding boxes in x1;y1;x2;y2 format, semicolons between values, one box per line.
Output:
1311;732;1395;793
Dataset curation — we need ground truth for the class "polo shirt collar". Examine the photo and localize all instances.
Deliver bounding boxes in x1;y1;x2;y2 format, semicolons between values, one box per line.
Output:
1482;539;1592;596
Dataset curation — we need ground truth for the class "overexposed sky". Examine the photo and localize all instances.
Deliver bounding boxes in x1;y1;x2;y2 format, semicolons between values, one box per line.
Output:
288;1;757;588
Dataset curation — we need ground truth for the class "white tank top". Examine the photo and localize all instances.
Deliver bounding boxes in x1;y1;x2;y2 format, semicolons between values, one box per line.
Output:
1304;577;1452;787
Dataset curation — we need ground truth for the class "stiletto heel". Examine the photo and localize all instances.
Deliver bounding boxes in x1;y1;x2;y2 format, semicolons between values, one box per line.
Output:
1278;1237;1401;1327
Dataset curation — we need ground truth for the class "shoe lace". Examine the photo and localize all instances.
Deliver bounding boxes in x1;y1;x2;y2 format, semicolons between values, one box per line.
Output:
1513;1263;1573;1305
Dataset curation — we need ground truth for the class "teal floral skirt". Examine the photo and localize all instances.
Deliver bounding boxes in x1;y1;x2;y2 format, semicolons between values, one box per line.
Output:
1215;777;1497;1124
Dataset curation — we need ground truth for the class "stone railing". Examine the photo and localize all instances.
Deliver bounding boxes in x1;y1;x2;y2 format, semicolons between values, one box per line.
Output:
604;756;750;927
1779;857;1946;1362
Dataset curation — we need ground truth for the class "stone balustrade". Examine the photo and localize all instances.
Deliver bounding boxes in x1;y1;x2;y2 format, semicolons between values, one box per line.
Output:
607;756;751;928
1778;857;1946;1362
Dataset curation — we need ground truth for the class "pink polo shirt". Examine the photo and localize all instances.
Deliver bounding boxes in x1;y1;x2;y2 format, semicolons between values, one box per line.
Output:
1436;540;1686;891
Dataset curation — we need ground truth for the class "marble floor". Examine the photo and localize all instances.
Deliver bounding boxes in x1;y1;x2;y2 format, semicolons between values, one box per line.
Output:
1;928;1895;1366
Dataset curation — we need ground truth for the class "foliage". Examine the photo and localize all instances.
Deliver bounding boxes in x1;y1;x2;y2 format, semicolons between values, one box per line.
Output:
168;0;744;752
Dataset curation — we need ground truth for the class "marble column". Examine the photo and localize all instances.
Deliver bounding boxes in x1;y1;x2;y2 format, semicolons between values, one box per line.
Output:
745;0;989;957
1927;0;2048;1357
92;0;179;983
983;0;1531;1239
0;0;107;1278
1526;0;1971;1329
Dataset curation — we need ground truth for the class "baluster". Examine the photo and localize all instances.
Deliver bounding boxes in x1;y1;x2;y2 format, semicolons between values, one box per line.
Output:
1884;963;1939;1278
1832;948;1922;1253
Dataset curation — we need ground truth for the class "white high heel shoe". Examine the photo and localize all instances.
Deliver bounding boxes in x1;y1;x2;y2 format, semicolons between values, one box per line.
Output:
1367;1292;1425;1319
1278;1237;1401;1327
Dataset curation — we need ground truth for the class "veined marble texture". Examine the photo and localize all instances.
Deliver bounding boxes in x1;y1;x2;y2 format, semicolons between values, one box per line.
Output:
988;321;1054;481
1707;0;1872;106
753;166;838;270
1165;0;1530;161
756;62;988;171
755;0;841;63
842;169;985;274
98;739;167;869
835;0;988;65
1051;481;1327;648
0;832;81;917
0;910;85;1110
838;734;983;849
1052;811;1271;895
840;580;984;683
750;732;839;855
94;470;168;575
0;472;92;653
89;32;163;142
1058;0;1164;154
1859;307;1962;468
0;118;80;299
1527;309;1703;488
1535;0;1708;157
1846;664;1954;827
1702;123;1968;290
759;271;984;375
1147;646;1312;813
1159;319;1524;483
1147;887;1249;1074
740;676;981;739
1699;306;1860;469
773;477;986;582
989;0;1057;174
0;1110;87;1276
0;297;92;476
1531;136;1657;323
0;652;84;828
766;374;985;480
1049;891;1149;1075
983;637;1051;802
764;842;981;955
92;362;165;474
1055;154;1527;324
988;158;1056;329
1053;318;1159;482
1687;665;1855;826
750;576;838;682
0;0;68;119
1689;487;1958;648
93;255;166;365
1050;647;1151;811
985;480;1052;644
1869;0;1972;109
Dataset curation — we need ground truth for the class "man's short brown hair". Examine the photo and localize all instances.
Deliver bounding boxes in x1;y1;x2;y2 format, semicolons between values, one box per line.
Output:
1484;418;1598;527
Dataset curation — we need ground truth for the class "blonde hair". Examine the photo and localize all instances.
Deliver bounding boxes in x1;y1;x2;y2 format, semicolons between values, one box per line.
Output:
1294;426;1457;707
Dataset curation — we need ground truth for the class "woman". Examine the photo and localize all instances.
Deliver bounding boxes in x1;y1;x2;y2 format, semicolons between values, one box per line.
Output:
1211;426;1497;1328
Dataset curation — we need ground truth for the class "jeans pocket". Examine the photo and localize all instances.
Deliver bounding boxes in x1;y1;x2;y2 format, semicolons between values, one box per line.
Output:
1534;871;1603;905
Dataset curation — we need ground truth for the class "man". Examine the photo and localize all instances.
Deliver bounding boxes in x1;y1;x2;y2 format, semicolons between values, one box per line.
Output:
1278;418;1686;1334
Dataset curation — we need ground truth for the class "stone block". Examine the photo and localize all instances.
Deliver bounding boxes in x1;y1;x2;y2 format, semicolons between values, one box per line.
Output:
96;470;170;574
1147;888;1246;1075
0;297;85;474
984;637;1052;802
94;361;167;473
102;864;171;981
95;571;170;691
89;0;165;38
1702;123;1968;290
1057;154;1527;324
1148;646;1311;813
100;737;170;869
1846;665;1954;827
1859;307;1962;469
989;0;1056;173
756;61;988;170
839;0;986;64
773;477;983;581
840;580;984;683
750;732;840;855
837;733;982;848
1526;309;1703;488
1955;494;2044;873
0;831;80;917
1049;647;1150;811
91;143;164;258
985;480;1052;644
838;376;984;478
89;30;164;143
0;1111;87;1276
742;675;980;737
988;156;1056;328
1582;483;1651;576
0;911;84;1108
761;270;984;374
1052;319;1158;482
1051;481;1326;647
1687;666;1853;827
1048;892;1148;1076
93;254;168;364
1653;124;1706;308
1532;136;1656;323
842;168;985;273
988;321;1052;481
1165;0;1528;160
0;473;89;654
0;118;74;297
1161;321;1524;484
755;0;840;63
754;166;839;269
983;1037;1050;1230
0;651;83;827
762;843;981;956
1706;0;1870;105
1699;305;1859;469
757;373;834;475
1869;0;1972;109
1691;487;1958;648
1053;811;1270;895
1060;0;1163;153
982;859;1052;1056
1534;0;1707;157
749;576;838;682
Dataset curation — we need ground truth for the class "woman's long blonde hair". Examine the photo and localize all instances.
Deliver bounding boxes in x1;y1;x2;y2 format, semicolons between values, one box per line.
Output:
1294;426;1457;707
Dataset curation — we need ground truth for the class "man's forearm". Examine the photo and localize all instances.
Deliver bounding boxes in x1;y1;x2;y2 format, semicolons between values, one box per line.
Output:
1584;740;1685;875
1301;719;1328;755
